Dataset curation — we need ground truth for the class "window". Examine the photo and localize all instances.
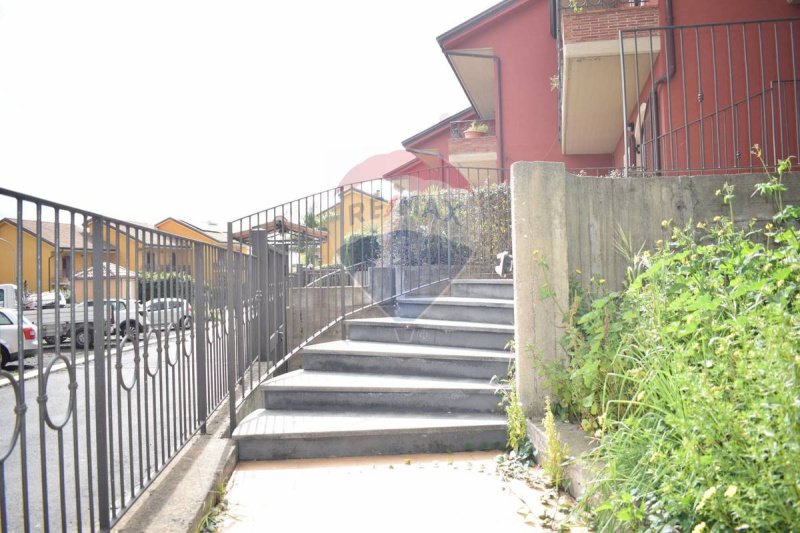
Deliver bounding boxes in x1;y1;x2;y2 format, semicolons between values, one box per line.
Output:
0;312;12;326
61;255;72;276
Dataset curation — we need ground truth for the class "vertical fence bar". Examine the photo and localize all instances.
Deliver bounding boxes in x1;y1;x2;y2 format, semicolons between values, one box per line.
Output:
194;244;208;434
620;31;630;176
338;186;346;340
225;223;237;434
91;218;111;530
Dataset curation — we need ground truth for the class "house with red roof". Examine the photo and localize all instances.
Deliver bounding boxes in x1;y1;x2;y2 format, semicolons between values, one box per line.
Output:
398;0;798;178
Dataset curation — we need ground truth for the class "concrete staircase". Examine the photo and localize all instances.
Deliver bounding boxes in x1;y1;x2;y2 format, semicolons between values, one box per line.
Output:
233;278;514;460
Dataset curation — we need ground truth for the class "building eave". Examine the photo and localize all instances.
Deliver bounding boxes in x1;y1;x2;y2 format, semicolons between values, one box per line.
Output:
401;107;475;148
436;0;525;49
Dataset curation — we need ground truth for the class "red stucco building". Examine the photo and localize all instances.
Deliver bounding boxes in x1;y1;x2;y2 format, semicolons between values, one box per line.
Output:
393;0;799;180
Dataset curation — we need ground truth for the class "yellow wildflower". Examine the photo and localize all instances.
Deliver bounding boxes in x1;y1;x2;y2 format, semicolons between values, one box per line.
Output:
696;486;717;511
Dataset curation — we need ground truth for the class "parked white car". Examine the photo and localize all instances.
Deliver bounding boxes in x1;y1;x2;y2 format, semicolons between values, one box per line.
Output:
0;308;39;368
140;298;193;331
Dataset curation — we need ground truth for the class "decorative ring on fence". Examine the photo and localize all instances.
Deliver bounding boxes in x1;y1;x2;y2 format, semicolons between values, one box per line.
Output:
0;370;23;462
164;328;180;368
143;328;162;378
41;355;76;430
116;329;140;392
181;325;194;358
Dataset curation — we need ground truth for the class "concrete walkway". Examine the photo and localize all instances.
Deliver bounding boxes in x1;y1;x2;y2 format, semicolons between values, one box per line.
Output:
220;451;585;532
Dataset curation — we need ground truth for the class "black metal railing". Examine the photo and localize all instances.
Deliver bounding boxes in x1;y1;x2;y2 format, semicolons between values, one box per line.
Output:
621;17;800;175
0;188;281;532
0;166;512;531
560;0;650;12
227;165;511;400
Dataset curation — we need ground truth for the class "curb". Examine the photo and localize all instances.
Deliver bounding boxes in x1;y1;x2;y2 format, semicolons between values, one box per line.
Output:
112;401;237;533
526;419;597;500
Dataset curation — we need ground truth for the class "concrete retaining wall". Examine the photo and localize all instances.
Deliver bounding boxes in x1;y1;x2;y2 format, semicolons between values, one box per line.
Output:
512;161;800;415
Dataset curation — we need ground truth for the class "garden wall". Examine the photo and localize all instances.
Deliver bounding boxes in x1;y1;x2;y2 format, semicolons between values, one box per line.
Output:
511;161;800;415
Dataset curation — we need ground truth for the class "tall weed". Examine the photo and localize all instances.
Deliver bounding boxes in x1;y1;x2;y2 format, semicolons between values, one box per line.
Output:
552;173;800;530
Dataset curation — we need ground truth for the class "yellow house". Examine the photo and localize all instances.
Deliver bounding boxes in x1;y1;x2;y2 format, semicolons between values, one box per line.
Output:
85;217;244;277
319;189;390;265
1;216;247;295
0;218;99;292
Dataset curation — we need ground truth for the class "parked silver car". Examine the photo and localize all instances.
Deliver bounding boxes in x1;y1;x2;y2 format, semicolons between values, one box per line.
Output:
0;308;39;368
140;298;193;331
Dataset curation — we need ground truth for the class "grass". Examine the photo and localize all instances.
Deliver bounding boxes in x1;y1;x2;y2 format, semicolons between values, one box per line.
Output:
542;157;800;531
196;482;229;533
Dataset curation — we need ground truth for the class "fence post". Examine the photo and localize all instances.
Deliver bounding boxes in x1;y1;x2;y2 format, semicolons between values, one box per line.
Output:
619;30;630;177
251;231;270;362
338;186;346;340
225;224;237;434
194;244;208;434
92;219;111;530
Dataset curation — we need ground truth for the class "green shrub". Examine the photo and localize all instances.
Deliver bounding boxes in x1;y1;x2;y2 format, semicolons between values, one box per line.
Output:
380;229;471;266
391;183;511;268
137;270;195;302
554;214;800;531
342;233;381;269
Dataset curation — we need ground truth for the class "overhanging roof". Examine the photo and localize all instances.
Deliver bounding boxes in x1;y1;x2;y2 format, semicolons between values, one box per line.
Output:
401;107;474;148
436;0;521;48
437;0;529;120
443;50;496;119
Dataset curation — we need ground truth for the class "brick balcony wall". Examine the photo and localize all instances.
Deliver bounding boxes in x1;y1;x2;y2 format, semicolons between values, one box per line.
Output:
561;5;660;43
449;135;498;156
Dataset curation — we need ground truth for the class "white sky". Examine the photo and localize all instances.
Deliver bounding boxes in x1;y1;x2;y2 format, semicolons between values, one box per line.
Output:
0;0;498;227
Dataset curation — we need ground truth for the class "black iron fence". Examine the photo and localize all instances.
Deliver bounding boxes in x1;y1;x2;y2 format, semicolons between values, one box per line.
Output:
0;188;284;532
560;0;650;12
228;166;511;380
0;166;512;531
621;17;800;175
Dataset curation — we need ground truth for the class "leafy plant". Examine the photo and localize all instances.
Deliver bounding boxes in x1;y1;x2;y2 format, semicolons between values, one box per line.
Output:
195;482;229;533
342;233;381;269
542;396;570;490
568;0;584;13
497;372;529;454
464;120;489;134
544;153;800;531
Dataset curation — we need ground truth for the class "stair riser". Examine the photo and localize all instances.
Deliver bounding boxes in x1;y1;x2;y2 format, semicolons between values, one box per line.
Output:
263;389;502;414
397;302;514;325
450;283;513;299
347;324;512;350
303;353;512;380
237;428;507;461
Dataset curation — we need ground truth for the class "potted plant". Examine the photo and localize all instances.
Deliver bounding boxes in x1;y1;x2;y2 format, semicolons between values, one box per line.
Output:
463;120;489;138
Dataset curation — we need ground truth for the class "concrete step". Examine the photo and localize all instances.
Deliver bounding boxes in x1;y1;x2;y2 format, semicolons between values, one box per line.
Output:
302;340;513;380
234;409;507;460
450;279;513;300
261;370;506;414
397;296;514;325
346;317;514;351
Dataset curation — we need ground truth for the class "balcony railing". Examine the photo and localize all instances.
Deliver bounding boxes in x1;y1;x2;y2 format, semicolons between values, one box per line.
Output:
621;17;800;175
560;0;651;12
449;119;496;139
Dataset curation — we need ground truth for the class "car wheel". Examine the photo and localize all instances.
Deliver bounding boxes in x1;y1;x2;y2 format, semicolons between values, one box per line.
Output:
181;316;193;330
0;346;9;369
75;328;94;350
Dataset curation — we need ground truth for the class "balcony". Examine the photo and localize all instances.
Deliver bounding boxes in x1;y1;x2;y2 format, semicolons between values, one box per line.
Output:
448;119;498;172
559;0;660;154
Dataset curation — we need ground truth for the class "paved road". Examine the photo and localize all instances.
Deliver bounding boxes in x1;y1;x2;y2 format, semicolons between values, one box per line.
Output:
1;332;204;532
